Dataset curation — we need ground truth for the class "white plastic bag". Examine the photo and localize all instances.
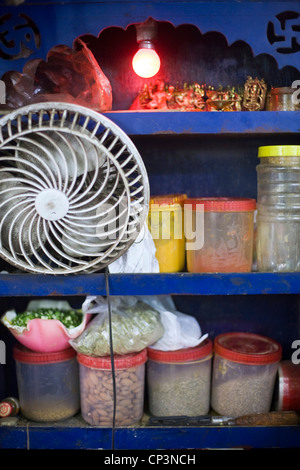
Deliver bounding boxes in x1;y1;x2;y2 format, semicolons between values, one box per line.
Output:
108;222;160;273
140;295;208;351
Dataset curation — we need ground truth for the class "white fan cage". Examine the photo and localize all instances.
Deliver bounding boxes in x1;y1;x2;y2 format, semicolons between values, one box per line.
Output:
0;102;149;274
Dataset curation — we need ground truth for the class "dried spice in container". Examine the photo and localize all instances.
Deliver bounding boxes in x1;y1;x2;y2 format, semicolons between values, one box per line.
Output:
13;345;80;422
211;332;282;416
147;339;213;417
148;194;187;273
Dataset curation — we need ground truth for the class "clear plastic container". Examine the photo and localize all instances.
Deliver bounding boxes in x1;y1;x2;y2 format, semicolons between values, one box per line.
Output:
256;209;300;271
148;194;186;272
256;145;300;271
147;339;213;416
13;345;80;422
273;360;300;412
77;349;147;426
211;332;282;416
184;197;256;273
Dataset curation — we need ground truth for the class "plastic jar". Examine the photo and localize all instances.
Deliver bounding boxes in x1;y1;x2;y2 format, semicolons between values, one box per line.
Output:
273;360;300;412
13;345;80;422
77;349;147;426
211;332;282;416
256;145;300;271
148;194;186;272
184;197;256;273
147;339;213;416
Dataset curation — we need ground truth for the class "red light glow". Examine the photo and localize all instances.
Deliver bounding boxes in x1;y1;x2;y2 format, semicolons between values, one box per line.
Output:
132;48;161;78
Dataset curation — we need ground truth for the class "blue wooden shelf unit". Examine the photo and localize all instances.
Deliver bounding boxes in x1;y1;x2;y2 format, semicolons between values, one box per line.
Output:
1;272;300;297
0;0;300;451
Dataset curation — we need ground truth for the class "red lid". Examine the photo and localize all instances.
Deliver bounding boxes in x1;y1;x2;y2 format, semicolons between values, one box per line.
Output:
214;332;282;365
147;338;213;363
77;348;147;370
183;197;256;212
13;344;76;364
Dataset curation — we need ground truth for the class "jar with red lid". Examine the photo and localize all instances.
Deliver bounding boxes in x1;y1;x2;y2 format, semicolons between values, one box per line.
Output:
77;349;147;426
211;332;282;416
147;339;213;417
13;344;80;422
148;194;187;272
273;360;300;412
184;197;256;272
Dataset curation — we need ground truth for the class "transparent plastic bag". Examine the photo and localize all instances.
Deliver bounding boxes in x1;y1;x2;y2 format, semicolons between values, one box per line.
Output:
70;296;164;356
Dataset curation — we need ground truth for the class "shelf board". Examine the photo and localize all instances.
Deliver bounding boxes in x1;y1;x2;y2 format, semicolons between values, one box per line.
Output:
1;415;299;450
103;110;300;136
0;272;300;296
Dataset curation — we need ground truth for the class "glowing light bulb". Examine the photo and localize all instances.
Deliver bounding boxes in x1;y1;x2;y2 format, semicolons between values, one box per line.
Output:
132;47;161;78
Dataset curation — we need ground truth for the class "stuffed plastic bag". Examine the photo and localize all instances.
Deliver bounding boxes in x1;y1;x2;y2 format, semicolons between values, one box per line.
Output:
140;296;208;351
70;296;164;356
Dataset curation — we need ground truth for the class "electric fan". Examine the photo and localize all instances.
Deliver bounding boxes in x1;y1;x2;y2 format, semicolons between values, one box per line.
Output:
0;102;149;274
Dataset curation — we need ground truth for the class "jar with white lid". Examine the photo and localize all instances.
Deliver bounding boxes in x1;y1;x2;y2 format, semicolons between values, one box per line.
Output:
211;332;282;416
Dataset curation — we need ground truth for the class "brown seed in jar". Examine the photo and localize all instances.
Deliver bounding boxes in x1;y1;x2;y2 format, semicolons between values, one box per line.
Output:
120;377;134;387
89;372;99;386
118;398;132;408
91;409;100;422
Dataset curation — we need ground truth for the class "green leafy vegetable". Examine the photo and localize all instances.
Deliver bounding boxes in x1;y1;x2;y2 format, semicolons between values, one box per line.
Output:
11;308;83;329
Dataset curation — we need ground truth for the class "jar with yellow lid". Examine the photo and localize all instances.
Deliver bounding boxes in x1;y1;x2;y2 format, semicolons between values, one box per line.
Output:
257;145;300;166
147;194;186;272
256;145;300;271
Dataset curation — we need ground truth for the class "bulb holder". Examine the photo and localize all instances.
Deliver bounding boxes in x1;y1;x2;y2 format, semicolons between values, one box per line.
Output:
138;39;156;50
135;18;158;44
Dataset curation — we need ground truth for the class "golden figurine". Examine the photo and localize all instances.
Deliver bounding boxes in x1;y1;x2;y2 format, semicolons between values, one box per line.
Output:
242;76;267;111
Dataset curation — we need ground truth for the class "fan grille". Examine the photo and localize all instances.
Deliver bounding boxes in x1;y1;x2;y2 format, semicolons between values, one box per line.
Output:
0;102;149;274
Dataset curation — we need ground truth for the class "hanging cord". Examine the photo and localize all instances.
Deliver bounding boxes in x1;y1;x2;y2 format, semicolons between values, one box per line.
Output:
105;266;116;450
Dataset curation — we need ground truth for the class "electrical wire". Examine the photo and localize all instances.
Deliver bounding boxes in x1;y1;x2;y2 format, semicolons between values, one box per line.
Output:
105;266;116;450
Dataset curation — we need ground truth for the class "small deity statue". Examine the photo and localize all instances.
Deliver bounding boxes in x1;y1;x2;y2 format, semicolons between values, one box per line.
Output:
175;88;196;110
242;76;267;111
146;80;174;109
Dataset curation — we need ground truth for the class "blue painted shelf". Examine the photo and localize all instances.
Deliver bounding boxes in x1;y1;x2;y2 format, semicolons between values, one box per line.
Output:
0;415;300;450
0;272;300;296
103;111;300;136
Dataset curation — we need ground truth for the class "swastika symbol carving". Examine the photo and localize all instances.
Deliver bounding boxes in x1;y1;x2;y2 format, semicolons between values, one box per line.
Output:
0;12;40;60
267;10;300;54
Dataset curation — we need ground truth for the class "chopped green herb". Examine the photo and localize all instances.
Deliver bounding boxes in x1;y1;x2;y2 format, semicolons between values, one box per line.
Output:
11;308;83;329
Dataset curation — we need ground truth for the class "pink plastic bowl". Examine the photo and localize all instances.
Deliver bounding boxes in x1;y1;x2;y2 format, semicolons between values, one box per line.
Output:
9;314;91;353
